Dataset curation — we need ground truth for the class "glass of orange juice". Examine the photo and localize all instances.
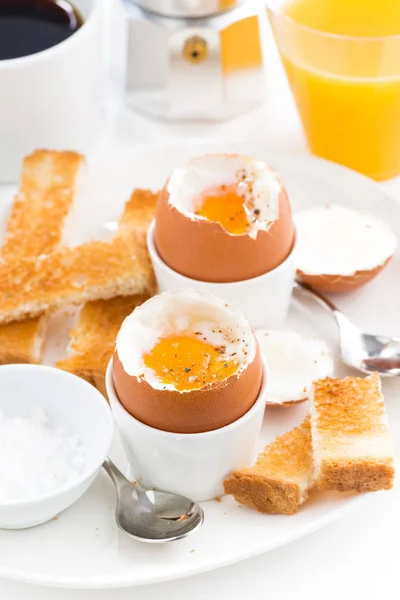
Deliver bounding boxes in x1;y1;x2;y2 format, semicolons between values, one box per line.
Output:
268;0;400;180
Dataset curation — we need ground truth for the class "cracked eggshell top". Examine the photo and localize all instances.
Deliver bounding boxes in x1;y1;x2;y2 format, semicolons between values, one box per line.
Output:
296;204;397;293
154;154;295;283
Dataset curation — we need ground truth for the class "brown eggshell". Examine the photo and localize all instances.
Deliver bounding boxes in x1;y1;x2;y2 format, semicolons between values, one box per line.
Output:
265;397;309;408
112;344;263;434
155;182;295;283
297;256;392;294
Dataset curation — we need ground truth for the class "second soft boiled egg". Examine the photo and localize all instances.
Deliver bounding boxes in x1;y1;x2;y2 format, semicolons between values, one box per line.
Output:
155;154;295;283
112;289;263;434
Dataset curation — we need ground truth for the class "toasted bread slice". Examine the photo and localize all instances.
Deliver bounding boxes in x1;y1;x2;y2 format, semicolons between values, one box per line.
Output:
118;188;158;237
0;150;84;364
224;417;314;515
310;373;395;492
56;189;158;394
56;295;148;395
0;229;155;324
0;316;50;365
1;150;84;259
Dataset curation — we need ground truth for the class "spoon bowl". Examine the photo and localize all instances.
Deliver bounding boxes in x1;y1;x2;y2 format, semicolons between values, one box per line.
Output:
103;458;204;543
295;281;400;377
342;332;400;376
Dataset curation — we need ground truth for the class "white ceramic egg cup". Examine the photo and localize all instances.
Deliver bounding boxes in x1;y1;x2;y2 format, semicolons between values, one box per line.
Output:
107;359;269;503
147;221;296;330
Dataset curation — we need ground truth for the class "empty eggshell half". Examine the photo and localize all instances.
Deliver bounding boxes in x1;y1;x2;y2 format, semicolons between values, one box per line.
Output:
113;289;263;434
295;204;397;293
155;154;295;283
256;330;333;406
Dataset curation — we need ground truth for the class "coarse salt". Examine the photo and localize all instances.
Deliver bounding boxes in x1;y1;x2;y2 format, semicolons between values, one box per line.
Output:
0;408;87;503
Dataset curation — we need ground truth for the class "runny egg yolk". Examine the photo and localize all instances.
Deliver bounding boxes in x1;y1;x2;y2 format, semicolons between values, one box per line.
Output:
143;335;239;392
196;184;249;235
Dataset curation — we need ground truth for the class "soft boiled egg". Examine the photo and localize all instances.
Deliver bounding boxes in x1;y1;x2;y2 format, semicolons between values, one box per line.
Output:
155;154;295;283
112;289;263;434
296;204;397;293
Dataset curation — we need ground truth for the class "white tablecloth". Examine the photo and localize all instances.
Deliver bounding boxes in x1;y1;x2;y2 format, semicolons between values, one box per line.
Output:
1;4;400;596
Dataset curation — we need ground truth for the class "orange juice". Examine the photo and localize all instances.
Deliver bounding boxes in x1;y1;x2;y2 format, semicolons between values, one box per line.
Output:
220;15;263;73
272;0;400;179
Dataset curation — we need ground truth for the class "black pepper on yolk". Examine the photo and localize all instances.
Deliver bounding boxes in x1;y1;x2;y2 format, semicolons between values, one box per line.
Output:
143;335;239;392
196;184;249;235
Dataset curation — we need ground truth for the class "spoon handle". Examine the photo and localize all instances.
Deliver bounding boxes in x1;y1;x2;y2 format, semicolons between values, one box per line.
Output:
294;280;354;330
103;458;132;491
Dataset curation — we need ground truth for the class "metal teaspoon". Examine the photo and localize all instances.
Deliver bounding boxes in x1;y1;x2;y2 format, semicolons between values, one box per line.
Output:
295;280;400;377
103;458;204;543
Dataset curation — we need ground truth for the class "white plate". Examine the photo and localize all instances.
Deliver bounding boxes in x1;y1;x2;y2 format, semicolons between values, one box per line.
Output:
0;140;399;589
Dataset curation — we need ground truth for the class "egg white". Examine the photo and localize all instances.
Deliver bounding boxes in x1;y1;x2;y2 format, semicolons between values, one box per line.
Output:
167;154;282;238
295;204;397;276
256;329;333;405
116;289;257;392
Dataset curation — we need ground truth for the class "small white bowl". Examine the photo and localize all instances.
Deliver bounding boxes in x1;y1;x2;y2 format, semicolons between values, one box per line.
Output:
0;365;114;529
107;358;268;502
147;221;296;330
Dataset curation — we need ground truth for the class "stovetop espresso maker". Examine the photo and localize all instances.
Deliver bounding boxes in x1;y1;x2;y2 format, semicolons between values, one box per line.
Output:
120;0;268;120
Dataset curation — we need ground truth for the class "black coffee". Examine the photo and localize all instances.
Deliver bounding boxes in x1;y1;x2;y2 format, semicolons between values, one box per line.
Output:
0;0;83;60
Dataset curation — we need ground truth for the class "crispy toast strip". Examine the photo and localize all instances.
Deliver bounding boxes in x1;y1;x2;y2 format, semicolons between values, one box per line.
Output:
224;417;314;515
1;150;84;259
117;188;158;237
0;150;84;364
56;294;149;395
310;374;395;492
0;225;155;325
56;189;158;394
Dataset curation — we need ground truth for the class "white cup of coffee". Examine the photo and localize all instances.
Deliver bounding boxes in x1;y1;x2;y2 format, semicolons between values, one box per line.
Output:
0;0;103;183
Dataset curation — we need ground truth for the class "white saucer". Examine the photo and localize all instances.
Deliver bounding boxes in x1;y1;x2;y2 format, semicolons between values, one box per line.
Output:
0;140;399;589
